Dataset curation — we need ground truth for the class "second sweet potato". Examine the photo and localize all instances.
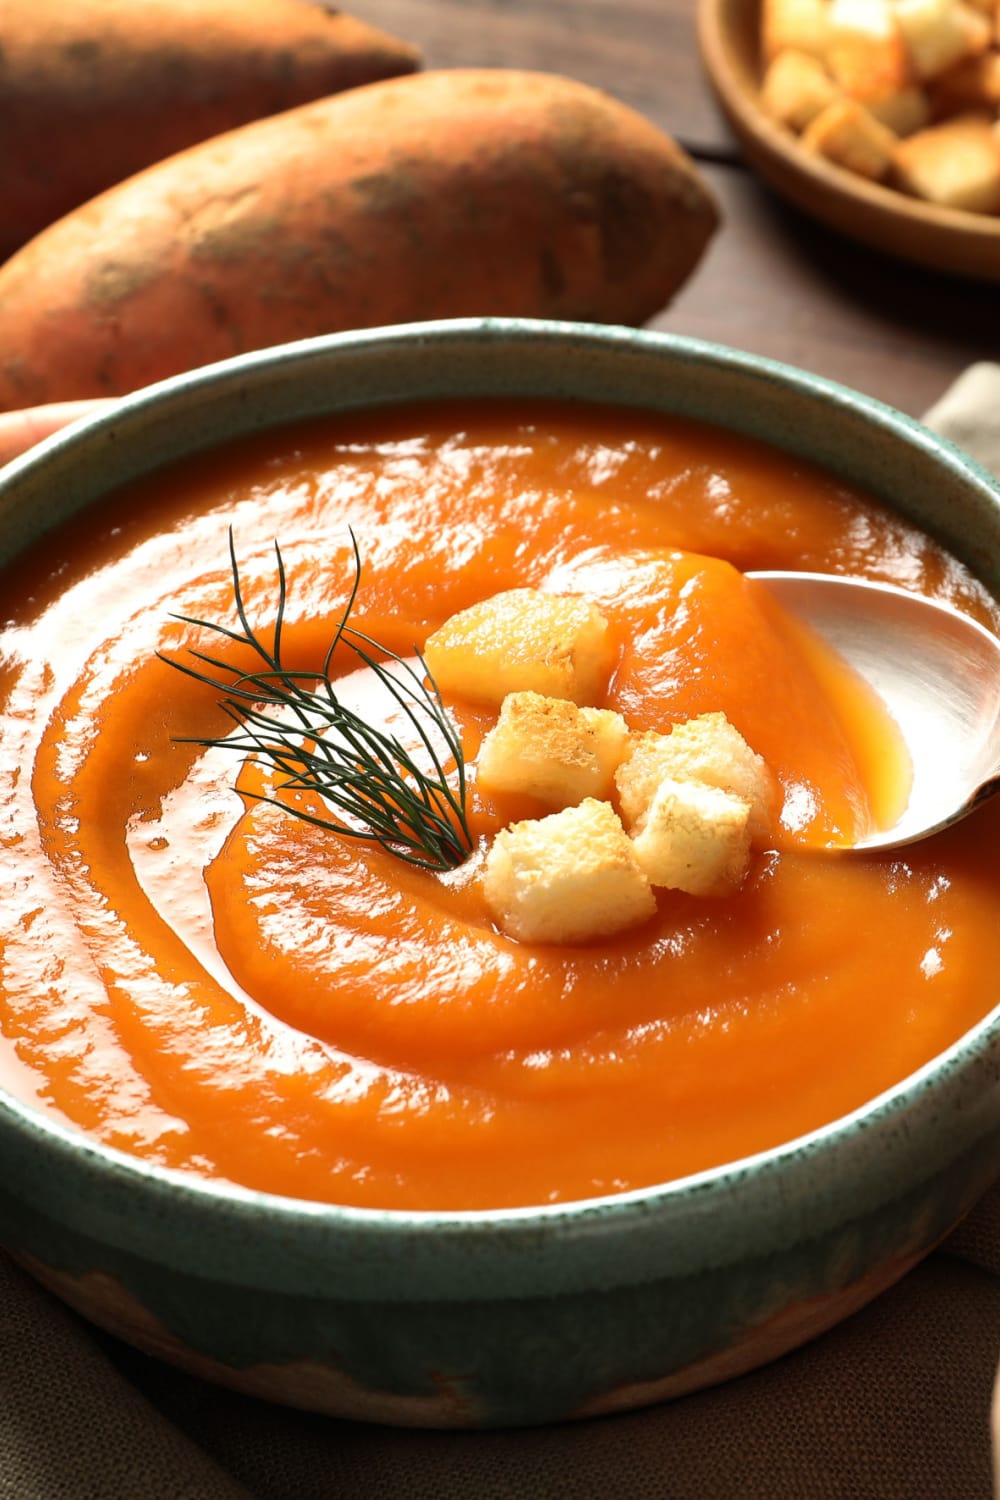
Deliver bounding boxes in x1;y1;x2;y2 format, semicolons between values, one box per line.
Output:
0;0;420;259
0;69;719;409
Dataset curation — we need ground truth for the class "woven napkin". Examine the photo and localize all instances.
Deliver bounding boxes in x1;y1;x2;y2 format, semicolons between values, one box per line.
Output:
2;370;1000;1500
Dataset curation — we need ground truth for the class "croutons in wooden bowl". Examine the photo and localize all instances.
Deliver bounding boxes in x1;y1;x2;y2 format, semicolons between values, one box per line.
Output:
698;0;1000;278
0;319;999;1427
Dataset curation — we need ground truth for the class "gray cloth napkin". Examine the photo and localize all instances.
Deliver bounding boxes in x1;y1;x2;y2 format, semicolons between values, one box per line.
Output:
923;364;1000;478
2;370;1000;1500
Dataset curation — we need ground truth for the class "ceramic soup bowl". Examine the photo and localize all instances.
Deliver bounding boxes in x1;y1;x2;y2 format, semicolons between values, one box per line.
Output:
0;318;998;1428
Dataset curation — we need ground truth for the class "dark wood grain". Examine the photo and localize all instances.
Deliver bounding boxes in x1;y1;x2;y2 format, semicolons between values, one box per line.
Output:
357;0;996;417
365;0;738;153
660;164;990;415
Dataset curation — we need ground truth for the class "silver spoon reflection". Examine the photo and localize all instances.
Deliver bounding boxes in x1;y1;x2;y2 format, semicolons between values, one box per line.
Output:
748;571;1000;852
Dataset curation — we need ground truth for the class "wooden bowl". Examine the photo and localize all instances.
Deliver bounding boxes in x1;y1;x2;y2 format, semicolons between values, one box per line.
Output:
697;0;1000;280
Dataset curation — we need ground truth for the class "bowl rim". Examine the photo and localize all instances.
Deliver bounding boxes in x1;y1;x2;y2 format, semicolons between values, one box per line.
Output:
2;316;999;1286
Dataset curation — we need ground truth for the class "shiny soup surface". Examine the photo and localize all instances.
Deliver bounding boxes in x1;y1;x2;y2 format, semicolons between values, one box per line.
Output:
1;399;998;1211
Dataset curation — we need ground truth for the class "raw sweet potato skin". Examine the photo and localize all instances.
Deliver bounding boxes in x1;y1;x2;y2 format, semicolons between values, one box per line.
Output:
0;0;421;260
0;69;719;410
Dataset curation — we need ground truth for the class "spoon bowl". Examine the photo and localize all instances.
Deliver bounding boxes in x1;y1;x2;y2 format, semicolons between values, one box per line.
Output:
750;571;1000;851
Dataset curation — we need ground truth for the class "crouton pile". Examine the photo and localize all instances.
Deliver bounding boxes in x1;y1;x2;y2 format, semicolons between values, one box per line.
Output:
761;0;1000;214
424;588;776;946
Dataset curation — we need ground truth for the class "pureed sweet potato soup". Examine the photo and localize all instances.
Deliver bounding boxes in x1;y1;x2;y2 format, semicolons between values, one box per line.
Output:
2;399;1000;1211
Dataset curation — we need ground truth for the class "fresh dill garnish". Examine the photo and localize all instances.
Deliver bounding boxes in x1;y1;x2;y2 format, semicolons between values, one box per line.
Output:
160;530;473;872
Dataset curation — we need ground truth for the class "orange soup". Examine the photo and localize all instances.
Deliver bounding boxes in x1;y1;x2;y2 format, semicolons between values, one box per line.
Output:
2;399;999;1210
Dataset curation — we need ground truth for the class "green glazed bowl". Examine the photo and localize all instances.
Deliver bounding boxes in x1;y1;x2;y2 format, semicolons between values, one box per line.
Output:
1;319;999;1428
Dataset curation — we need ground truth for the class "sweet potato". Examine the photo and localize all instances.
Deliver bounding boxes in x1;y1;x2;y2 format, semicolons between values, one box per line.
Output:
0;69;719;410
0;0;420;260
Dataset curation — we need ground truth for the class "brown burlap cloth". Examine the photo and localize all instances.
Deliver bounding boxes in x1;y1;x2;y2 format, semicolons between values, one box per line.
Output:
3;371;1000;1500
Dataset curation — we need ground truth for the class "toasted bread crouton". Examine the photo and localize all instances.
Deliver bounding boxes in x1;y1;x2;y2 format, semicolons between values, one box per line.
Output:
630;777;752;897
616;712;776;845
893;110;1000;206
865;83;932;133
800;97;899;179
827;0;914;99
423;589;614;709
476;692;629;807
824;0;929;132
761;49;842;130
893;0;991;80
762;0;832;61
869;82;941;132
927;48;1000;115
483;798;655;944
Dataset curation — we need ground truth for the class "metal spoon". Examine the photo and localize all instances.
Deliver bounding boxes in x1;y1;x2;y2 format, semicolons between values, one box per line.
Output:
747;570;1000;852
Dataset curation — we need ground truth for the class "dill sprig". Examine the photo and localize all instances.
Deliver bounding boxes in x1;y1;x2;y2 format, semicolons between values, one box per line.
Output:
160;530;473;872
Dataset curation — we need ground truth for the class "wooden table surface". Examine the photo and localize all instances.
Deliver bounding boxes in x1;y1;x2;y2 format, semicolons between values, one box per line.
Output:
360;0;997;420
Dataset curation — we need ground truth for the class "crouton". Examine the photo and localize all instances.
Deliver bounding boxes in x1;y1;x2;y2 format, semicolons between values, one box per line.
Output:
761;49;842;130
818;0;930;132
762;0;832;62
927;48;1000;115
893;110;1000;207
893;0;991;80
476;692;629;807
800;97;899;179
863;81;935;131
482;798;656;944
827;0;914;100
615;712;776;845
630;778;753;897
423;589;614;709
865;83;932;134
